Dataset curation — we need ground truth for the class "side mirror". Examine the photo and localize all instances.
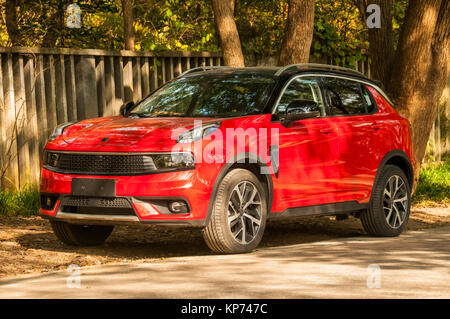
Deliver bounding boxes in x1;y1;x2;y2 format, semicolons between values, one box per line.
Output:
282;100;320;127
120;101;135;116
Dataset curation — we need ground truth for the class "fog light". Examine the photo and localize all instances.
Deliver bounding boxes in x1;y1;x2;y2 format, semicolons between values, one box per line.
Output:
40;195;57;210
168;201;188;214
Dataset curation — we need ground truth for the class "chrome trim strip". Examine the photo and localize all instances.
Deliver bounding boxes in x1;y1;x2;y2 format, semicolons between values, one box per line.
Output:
43;150;193;156
271;73;394;114
55;212;140;223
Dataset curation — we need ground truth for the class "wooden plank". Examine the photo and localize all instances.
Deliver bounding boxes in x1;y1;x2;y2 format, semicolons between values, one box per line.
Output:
65;55;78;122
13;54;31;188
96;56;106;117
175;56;182;77
123;57;133;102
141;57;150;97
161;57;166;84
23;56;40;186
103;56;115;116
132;57;142;102
44;55;58;131
75;56;98;119
150;57;158;91
186;57;190;71
113;56;125;111
1;53;19;189
34;55;48;155
55;55;68;124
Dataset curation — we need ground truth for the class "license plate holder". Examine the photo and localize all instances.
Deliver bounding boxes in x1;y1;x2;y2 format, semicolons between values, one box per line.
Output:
71;178;116;197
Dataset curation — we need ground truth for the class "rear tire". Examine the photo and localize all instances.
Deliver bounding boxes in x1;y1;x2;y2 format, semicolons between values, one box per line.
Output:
202;169;267;254
50;221;114;246
361;165;411;237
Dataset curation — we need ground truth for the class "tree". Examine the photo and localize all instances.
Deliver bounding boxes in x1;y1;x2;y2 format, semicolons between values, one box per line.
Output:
278;0;315;65
354;0;394;86
121;0;135;50
4;0;21;46
211;0;245;66
357;0;450;184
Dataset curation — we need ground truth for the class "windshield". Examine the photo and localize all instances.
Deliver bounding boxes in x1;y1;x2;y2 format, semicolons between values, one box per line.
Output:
130;72;275;118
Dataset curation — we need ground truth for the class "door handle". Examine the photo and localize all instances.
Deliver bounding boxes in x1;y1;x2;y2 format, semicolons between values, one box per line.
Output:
319;128;334;134
371;122;382;130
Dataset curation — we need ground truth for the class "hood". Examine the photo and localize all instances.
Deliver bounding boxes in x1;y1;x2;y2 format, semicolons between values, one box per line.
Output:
62;116;220;148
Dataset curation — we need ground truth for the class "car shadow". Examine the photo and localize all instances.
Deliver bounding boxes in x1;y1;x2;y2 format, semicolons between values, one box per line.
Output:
14;213;446;262
15;216;372;260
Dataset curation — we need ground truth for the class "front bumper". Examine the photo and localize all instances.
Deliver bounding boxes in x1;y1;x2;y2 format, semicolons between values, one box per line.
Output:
39;167;213;227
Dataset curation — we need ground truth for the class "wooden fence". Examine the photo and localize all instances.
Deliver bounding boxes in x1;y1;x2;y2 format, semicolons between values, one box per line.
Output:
0;47;222;189
0;47;448;190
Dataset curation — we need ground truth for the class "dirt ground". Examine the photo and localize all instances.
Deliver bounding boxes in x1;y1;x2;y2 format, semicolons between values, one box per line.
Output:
0;205;449;278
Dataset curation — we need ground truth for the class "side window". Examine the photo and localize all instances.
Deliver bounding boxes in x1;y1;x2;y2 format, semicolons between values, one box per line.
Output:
322;77;369;115
277;77;324;115
361;85;377;113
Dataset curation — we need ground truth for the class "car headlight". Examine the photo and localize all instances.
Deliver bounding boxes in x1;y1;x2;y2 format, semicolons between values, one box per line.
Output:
176;122;220;143
151;153;195;170
48;122;76;141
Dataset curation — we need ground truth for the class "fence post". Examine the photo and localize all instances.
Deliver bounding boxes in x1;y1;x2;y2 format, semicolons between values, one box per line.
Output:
1;53;19;189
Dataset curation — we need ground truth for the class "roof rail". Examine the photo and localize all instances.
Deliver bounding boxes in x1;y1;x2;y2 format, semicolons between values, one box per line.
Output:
274;63;367;78
178;66;234;77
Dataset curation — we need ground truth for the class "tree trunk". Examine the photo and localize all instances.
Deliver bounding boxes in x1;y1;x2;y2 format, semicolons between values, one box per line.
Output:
356;0;394;88
121;0;135;51
211;0;245;67
278;0;315;66
388;0;450;185
4;0;21;46
41;1;65;48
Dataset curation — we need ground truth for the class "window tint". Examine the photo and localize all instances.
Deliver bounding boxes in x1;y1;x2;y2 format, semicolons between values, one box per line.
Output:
277;77;324;115
361;85;376;113
322;77;370;115
130;73;275;118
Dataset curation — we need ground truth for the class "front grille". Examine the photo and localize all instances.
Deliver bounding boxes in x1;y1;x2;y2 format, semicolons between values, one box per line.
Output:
64;196;132;208
60;196;135;216
43;151;157;175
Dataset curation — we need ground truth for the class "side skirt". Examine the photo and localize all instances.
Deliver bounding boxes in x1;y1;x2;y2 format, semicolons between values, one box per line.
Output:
268;201;368;219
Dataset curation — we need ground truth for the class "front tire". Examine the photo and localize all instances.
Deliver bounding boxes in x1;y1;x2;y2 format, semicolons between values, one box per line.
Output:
361;165;411;237
202;169;267;254
50;221;114;246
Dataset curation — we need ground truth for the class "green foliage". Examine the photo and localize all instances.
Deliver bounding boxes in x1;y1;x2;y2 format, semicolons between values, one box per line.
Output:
413;159;450;204
133;0;219;52
0;0;409;60
313;0;368;67
235;0;288;57
0;186;39;217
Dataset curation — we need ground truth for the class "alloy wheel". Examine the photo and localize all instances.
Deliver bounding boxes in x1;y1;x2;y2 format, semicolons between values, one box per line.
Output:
383;175;409;229
227;181;263;244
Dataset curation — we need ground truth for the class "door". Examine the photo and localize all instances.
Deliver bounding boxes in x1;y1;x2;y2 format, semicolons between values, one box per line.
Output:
320;76;383;202
271;76;341;211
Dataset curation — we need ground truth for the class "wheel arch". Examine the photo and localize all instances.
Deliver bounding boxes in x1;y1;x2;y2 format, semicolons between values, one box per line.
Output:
372;150;414;197
204;152;274;227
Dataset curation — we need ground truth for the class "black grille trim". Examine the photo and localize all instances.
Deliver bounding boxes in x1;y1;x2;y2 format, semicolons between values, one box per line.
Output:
60;196;136;216
43;151;158;175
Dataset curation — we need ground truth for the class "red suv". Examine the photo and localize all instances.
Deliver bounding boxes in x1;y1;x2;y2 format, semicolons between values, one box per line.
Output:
39;64;414;253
